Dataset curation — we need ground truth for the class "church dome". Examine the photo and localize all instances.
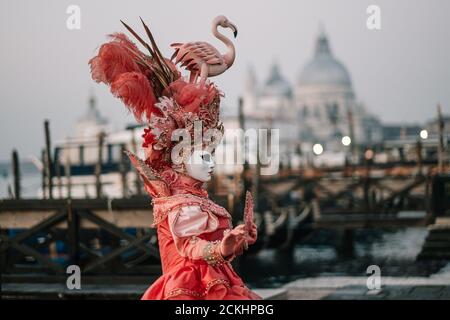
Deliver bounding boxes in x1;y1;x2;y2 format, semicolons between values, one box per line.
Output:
261;64;292;97
298;31;352;87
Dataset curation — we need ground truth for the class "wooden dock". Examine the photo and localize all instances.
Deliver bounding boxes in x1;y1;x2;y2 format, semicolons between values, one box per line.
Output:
1;172;448;299
0;197;163;276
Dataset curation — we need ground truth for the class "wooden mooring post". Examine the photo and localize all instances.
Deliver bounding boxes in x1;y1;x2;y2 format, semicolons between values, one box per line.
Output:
437;104;445;173
416;138;423;176
95;131;105;198
347;108;357;162
363;151;373;211
65;154;72;199
119;143;128;197
44;120;53;199
41;149;46;199
237;96;251;224
55;159;62;199
11;149;21;199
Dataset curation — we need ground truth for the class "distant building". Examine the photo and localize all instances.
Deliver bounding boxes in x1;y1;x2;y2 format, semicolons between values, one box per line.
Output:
295;29;382;147
74;94;109;139
241;63;300;167
382;125;422;141
48;94;143;198
221;28;384;169
381;114;449;145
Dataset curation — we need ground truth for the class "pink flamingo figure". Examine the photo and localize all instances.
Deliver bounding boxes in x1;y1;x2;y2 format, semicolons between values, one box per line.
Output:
170;15;238;85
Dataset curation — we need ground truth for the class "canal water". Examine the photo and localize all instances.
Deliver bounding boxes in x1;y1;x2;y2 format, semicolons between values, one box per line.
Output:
237;228;449;288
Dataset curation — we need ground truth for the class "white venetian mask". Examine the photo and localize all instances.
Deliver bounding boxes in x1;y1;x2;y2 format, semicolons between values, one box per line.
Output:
185;150;215;182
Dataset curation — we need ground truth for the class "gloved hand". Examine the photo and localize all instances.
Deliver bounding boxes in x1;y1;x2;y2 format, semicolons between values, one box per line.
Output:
220;224;247;258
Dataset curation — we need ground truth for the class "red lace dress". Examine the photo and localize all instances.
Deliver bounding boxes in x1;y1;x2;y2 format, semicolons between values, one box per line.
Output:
140;172;262;300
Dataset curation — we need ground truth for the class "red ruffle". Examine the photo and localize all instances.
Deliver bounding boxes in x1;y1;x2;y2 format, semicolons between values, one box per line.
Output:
140;260;262;300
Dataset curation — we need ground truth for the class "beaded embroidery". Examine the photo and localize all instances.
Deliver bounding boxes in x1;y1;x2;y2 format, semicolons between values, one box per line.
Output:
165;279;251;299
202;240;227;267
151;194;232;227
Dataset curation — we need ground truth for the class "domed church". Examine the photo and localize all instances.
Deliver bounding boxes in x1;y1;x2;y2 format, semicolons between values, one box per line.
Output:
242;28;383;163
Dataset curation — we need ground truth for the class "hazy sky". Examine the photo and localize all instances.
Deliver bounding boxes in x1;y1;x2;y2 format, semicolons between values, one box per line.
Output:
1;0;449;161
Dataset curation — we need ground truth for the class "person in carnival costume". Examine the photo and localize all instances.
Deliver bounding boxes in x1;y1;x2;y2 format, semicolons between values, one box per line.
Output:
89;15;262;300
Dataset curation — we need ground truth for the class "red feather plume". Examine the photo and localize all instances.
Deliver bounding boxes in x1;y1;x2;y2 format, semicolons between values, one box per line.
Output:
110;72;159;123
89;42;140;85
89;20;181;125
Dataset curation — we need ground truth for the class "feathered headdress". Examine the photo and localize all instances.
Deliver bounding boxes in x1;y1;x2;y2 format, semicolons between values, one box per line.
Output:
89;18;224;197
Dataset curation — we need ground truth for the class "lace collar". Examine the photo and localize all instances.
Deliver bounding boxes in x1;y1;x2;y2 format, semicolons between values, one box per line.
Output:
158;168;208;198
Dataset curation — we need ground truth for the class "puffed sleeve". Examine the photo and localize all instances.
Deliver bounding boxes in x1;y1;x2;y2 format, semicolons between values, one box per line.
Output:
167;205;235;265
